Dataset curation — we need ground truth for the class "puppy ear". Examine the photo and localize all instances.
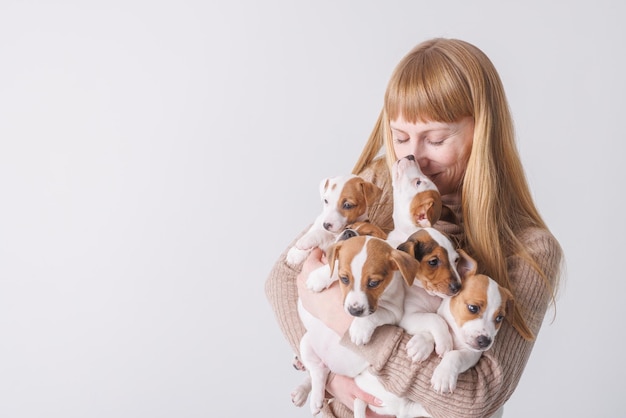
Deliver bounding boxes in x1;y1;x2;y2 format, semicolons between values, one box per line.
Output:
359;179;382;208
500;285;515;316
327;242;342;276
396;239;415;257
457;249;478;279
319;177;331;197
390;249;418;286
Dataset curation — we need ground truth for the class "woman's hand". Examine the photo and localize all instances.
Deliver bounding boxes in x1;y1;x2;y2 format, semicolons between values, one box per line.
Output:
327;373;394;418
296;248;352;335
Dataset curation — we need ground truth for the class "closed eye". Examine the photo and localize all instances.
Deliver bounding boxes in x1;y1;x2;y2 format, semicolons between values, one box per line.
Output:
340;276;349;285
342;201;355;210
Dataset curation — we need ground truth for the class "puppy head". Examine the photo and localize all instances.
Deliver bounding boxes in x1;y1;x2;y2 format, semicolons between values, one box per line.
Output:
449;274;515;351
337;221;388;242
397;228;472;297
392;155;442;228
328;236;418;317
319;175;382;233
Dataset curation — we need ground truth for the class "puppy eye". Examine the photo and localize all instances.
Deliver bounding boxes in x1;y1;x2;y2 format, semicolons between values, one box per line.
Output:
343;202;355;210
468;305;479;314
428;258;439;267
495;315;504;323
367;280;381;288
340;276;350;285
415;179;422;186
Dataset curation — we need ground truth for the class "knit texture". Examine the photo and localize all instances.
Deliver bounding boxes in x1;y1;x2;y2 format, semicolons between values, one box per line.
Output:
265;157;563;418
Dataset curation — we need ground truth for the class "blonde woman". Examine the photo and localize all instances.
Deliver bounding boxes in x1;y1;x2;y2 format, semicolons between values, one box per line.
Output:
266;38;564;418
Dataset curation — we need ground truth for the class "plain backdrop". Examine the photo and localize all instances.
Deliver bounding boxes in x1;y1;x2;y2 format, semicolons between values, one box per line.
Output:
1;1;624;417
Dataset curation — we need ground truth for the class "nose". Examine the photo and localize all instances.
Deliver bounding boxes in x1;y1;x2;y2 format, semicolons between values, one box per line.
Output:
405;154;415;161
339;229;358;241
449;281;461;295
348;305;365;317
476;335;492;349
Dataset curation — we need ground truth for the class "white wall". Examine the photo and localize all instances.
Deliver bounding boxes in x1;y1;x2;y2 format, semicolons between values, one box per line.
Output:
1;1;623;417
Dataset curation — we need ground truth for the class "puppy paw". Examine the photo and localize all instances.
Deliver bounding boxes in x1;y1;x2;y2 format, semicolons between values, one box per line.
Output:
406;333;435;363
292;355;306;371
433;334;453;358
349;321;376;346
306;266;335;292
291;386;309;407
286;247;309;266
431;364;458;394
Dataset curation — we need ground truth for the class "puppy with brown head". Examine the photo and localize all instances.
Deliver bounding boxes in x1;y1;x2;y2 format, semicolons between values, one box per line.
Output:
326;235;417;346
286;174;383;266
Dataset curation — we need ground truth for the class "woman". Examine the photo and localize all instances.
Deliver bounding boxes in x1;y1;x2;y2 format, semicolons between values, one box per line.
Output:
266;38;563;418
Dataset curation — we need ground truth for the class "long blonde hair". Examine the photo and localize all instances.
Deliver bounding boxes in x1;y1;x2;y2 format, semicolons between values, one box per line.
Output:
353;38;555;340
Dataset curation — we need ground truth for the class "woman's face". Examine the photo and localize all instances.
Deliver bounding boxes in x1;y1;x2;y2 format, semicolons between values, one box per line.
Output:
390;115;474;196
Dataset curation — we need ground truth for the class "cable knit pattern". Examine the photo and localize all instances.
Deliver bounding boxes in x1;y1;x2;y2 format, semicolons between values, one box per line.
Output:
265;157;563;418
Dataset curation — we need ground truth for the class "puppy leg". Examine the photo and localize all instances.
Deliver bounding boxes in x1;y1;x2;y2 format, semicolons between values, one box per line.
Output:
306;264;337;292
431;349;482;394
299;333;330;415
401;313;453;362
291;374;311;407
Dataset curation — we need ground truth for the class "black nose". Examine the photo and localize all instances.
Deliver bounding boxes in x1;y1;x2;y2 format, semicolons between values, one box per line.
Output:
339;229;358;241
405;154;415;161
348;306;365;317
449;281;461;294
323;222;332;231
476;335;492;349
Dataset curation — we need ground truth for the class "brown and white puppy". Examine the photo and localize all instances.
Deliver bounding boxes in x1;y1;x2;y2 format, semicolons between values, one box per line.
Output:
286;174;382;266
305;221;388;293
386;155;444;248
353;254;514;417
397;228;468;361
293;235;418;415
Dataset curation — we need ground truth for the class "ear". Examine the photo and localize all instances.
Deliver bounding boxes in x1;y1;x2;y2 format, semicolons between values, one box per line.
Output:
396;239;415;257
500;285;515;315
390;249;418;286
319;178;331;197
359;179;382;208
327;242;342;276
415;197;435;227
457;249;478;280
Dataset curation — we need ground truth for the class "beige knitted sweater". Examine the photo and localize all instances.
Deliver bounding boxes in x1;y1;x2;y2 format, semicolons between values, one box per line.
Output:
265;157;563;418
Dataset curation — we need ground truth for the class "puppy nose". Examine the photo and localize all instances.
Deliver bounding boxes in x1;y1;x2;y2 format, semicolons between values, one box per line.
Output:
348;306;365;317
405;154;415;161
323;222;332;231
476;335;492;349
339;229;357;241
449;281;461;295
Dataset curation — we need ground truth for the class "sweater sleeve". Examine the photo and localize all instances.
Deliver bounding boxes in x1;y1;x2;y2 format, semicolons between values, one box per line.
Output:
341;227;563;418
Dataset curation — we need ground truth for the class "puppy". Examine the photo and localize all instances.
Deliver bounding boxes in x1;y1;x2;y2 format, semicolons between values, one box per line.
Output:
292;235;418;415
306;221;388;293
386;155;443;248
354;254;513;417
286;175;382;266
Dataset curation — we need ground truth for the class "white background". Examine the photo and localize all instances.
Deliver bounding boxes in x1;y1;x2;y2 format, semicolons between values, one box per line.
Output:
1;1;624;417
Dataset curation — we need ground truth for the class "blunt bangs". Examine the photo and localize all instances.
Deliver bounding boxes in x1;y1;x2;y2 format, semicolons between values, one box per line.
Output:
384;45;474;124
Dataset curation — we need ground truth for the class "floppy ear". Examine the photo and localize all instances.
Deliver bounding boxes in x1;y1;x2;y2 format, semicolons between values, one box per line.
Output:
390;249;419;286
411;190;442;227
500;285;515;317
359;179;382;208
327;241;343;276
396;239;415;257
457;249;477;280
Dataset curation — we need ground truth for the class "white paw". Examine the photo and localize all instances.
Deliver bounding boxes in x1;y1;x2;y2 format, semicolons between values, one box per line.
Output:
406;333;435;363
431;363;458;394
349;320;376;346
291;385;309;407
433;333;453;358
309;393;324;416
286;247;309;266
306;266;334;292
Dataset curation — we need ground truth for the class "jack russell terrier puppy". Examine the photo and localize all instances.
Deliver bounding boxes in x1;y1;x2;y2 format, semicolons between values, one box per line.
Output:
286;175;382;266
292;235;418;416
353;261;514;418
386;154;444;248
